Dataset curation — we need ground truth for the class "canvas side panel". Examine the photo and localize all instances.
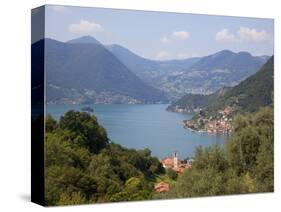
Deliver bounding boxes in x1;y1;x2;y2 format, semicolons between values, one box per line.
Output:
31;5;45;206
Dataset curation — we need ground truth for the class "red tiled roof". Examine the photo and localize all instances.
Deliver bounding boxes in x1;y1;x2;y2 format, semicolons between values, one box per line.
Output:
154;182;170;193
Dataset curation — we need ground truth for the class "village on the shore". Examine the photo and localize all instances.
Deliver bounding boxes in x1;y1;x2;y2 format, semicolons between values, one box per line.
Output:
183;106;234;134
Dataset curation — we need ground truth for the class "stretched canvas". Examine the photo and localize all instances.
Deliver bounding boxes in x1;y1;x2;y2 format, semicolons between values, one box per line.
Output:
31;5;274;206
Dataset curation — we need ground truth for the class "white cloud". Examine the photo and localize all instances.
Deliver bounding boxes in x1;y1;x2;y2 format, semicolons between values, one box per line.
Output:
160;36;170;43
215;29;237;42
237;27;269;42
215;27;270;43
160;31;190;44
69;19;104;34
155;51;170;60
172;31;189;40
50;5;66;12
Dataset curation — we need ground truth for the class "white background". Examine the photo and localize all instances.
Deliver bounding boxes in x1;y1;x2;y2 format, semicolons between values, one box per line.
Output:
0;0;280;211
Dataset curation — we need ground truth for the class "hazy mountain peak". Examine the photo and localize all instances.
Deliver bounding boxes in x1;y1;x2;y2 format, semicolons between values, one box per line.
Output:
40;38;168;104
211;49;234;58
67;36;101;45
236;51;253;58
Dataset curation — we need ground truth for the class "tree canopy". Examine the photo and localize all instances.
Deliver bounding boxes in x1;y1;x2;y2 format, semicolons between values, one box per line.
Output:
45;107;273;205
45;111;164;205
155;107;274;199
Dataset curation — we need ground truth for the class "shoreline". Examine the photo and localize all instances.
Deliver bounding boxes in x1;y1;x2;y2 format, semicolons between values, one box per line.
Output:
183;120;232;135
183;124;231;135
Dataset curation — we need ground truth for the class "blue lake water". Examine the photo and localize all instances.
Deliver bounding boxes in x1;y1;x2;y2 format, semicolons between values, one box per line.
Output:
47;104;228;159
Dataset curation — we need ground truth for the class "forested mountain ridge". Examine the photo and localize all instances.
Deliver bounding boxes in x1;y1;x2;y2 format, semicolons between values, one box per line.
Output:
67;36;268;99
107;44;200;85
159;50;269;97
168;56;273;116
167;87;230;112
39;38;168;104
34;36;270;103
168;56;273;134
207;56;274;114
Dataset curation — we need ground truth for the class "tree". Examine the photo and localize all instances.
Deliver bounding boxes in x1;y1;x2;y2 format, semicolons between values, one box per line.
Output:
193;145;228;173
226;107;273;176
254;136;274;192
57;192;87;205
166;168;178;180
227;126;262;174
170;168;225;198
45;111;161;205
45;113;57;132
59;110;109;153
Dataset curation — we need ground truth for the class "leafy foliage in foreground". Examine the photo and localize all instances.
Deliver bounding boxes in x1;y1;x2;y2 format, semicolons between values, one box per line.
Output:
155;107;273;199
45;111;164;206
45;107;273;205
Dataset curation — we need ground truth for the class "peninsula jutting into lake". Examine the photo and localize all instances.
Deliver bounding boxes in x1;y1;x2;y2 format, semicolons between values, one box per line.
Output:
32;5;274;206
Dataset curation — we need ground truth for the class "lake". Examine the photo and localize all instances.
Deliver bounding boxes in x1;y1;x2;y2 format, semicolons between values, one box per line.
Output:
47;104;228;159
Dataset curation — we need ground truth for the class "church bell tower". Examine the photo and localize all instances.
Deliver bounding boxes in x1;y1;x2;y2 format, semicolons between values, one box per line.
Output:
173;151;178;169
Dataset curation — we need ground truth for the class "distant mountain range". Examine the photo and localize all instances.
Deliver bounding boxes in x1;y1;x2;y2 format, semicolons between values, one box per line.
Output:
90;36;269;99
66;36;200;87
34;35;271;104
106;37;269;99
107;44;200;86
42;38;168;104
168;56;274;116
157;50;269;98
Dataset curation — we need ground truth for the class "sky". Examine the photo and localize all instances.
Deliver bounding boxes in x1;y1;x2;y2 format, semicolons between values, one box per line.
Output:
43;5;274;60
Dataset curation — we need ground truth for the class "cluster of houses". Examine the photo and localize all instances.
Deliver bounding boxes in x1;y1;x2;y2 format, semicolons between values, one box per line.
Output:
184;106;234;134
206;106;233;134
160;152;193;173
154;152;193;193
206;119;232;134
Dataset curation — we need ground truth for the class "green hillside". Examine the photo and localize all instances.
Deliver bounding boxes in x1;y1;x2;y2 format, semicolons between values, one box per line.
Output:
168;56;274;116
167;87;230;112
206;56;273;115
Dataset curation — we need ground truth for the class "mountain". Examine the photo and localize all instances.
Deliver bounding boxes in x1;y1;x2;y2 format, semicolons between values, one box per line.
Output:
67;35;101;45
107;44;200;85
106;44;162;82
67;36;269;100
167;87;230;112
159;50;269;97
53;36;270;101
67;36;200;95
207;56;274;114
41;38;168;104
168;56;274;115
